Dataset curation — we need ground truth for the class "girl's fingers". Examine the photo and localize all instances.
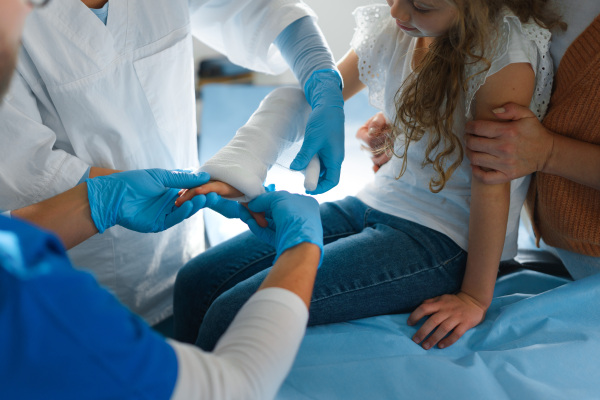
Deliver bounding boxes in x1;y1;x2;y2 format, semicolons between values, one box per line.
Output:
421;319;459;350
411;311;447;346
438;324;468;349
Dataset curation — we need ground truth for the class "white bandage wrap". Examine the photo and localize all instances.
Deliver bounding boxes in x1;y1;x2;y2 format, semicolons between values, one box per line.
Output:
199;86;320;202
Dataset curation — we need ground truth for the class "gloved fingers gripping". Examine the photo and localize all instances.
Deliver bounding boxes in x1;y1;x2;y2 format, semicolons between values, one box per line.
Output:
205;192;254;222
290;146;313;171
246;218;276;244
163;194;208;230
247;191;287;213
309;163;341;195
146;169;211;189
163;200;193;230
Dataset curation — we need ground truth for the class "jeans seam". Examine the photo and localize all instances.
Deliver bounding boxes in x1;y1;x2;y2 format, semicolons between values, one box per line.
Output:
324;231;357;241
312;248;466;303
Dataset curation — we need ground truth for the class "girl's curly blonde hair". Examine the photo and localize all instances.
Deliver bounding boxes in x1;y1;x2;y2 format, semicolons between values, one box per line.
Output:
385;0;565;193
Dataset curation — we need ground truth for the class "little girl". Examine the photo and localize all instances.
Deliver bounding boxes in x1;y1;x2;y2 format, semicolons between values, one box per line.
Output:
173;0;564;351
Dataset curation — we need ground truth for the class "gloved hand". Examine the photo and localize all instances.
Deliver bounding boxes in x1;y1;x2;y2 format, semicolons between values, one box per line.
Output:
86;169;211;233
245;191;323;266
203;192;254;222
291;69;345;195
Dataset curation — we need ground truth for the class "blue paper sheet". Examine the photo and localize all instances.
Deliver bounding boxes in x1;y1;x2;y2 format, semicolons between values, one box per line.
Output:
277;270;600;399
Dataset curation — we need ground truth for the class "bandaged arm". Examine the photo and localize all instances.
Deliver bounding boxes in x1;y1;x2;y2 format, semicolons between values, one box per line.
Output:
169;288;307;400
199;86;320;201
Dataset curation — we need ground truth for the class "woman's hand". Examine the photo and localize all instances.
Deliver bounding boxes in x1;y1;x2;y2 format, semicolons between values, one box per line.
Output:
465;103;554;184
407;291;487;350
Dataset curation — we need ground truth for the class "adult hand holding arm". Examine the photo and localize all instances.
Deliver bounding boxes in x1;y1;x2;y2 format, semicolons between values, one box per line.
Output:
465;103;600;190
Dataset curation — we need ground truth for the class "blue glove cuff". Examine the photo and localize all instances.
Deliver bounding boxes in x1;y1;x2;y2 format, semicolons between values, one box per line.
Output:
304;69;344;109
86;177;125;234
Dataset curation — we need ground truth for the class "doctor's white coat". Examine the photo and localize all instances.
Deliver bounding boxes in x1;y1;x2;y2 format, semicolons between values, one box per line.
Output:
0;0;314;324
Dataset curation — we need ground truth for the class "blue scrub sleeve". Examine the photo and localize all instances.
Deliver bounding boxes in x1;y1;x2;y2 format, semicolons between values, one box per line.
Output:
0;216;178;400
274;16;336;88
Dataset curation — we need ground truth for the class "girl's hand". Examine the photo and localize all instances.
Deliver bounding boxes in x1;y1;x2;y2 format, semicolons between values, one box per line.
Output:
356;112;392;172
175;180;243;206
407;292;487;350
176;181;268;227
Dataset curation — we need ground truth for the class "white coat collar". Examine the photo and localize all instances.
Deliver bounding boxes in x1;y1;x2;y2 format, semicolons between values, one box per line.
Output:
34;0;130;54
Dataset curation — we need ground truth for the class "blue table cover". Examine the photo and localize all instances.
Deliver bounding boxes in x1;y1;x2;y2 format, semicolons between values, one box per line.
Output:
278;271;600;399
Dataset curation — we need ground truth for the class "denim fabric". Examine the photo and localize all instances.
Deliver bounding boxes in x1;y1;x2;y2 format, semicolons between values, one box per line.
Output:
173;197;467;350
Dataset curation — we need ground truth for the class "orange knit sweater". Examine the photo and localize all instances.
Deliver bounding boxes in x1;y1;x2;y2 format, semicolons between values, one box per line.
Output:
526;15;600;256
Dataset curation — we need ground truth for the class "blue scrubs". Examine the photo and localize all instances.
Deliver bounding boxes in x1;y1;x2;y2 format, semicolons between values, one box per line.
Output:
0;216;178;399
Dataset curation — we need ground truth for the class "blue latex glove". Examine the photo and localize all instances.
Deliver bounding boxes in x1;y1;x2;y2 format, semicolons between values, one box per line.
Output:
86;169;211;233
291;69;345;195
204;192;253;222
246;191;323;266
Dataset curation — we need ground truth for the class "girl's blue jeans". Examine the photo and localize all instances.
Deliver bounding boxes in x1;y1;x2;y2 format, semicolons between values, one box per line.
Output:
173;196;468;350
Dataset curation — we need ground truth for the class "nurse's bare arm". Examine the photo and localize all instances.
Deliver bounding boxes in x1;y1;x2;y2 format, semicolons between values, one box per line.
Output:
11;183;98;249
465;103;600;190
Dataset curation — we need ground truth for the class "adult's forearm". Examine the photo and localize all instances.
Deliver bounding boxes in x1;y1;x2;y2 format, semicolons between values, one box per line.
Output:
259;242;321;308
89;167;121;179
11;183;98;249
543;133;600;191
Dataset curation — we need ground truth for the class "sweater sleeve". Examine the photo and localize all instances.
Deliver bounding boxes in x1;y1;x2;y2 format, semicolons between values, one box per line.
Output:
168;288;308;400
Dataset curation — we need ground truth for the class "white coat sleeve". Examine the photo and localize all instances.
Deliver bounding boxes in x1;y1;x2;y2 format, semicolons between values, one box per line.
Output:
0;71;89;210
198;86;320;202
168;287;308;400
188;0;316;74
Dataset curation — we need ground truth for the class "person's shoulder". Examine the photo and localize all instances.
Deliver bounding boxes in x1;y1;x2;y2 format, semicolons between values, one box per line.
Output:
496;8;552;55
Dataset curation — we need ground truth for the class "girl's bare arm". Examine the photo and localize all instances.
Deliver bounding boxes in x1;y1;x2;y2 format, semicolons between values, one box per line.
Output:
408;62;535;349
337;49;365;101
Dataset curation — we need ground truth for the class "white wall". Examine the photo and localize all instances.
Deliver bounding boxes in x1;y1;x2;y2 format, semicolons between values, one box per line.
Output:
193;0;374;85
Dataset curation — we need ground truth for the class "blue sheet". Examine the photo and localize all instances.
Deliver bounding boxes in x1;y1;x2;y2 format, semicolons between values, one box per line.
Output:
277;270;600;399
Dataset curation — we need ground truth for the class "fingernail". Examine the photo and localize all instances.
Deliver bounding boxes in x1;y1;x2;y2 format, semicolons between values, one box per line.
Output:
423;343;431;350
438;343;445;349
368;127;376;136
492;107;506;114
